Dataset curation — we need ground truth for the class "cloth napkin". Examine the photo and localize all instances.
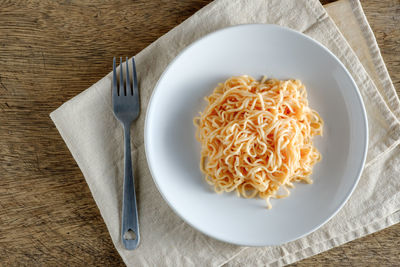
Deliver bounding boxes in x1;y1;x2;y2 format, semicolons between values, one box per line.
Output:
50;0;400;265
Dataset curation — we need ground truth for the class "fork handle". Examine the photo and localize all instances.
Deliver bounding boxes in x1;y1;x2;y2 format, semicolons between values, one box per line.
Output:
121;123;140;250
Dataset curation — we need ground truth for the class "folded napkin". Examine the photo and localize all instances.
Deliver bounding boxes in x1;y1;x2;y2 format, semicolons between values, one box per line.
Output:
50;0;400;265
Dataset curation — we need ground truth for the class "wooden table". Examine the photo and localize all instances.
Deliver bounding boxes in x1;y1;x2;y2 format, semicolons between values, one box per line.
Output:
0;0;399;265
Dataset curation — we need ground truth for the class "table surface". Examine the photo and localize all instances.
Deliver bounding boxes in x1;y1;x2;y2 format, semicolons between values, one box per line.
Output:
0;0;399;265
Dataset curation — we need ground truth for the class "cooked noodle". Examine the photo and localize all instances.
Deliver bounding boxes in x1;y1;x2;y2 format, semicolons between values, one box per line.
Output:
194;75;323;208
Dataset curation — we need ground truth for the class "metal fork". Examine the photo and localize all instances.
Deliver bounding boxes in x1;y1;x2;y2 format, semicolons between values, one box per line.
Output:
112;57;140;250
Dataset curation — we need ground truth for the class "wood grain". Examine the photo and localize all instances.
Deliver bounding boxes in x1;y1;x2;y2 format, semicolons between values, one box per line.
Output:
0;0;398;266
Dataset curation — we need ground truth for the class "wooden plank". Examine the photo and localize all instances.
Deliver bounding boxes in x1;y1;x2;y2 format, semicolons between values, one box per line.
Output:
0;0;398;265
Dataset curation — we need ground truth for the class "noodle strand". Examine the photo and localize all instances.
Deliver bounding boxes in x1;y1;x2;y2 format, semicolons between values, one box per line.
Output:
194;75;323;209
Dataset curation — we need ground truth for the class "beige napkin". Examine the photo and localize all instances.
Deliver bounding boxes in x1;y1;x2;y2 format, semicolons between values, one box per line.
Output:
50;0;400;265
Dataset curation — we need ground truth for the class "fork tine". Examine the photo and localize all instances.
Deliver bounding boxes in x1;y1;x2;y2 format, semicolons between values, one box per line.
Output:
125;57;132;95
120;57;125;95
132;57;138;98
113;57;118;97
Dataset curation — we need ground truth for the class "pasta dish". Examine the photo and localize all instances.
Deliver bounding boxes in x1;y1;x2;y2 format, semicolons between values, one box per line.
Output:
194;75;323;208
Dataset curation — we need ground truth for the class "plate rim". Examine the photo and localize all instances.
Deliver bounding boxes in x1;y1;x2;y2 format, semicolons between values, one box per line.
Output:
144;23;369;246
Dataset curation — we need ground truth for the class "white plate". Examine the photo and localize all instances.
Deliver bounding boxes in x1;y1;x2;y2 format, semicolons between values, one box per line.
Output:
144;24;368;246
